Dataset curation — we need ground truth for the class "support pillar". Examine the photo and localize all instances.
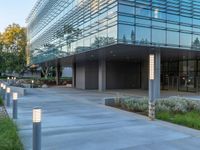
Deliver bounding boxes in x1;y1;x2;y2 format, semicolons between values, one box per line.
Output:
55;62;61;86
98;59;106;91
72;62;76;88
154;51;161;99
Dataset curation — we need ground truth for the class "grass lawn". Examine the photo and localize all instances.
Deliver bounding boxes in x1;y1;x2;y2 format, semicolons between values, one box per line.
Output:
0;118;23;150
105;97;200;130
0;96;23;150
156;111;200;130
0;97;3;106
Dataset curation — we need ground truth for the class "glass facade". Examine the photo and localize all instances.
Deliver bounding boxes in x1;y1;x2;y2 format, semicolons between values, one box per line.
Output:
27;0;200;64
27;0;118;64
118;0;200;49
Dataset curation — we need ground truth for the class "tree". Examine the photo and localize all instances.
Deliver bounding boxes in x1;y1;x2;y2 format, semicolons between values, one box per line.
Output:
192;37;200;50
0;23;27;74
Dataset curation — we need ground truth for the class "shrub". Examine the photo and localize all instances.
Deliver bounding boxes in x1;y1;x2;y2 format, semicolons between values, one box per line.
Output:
111;96;200;114
0;97;3;106
119;97;148;114
156;97;200;114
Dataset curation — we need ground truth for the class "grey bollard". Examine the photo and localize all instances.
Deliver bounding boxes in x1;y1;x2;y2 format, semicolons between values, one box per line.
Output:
13;92;18;119
0;83;3;97
7;77;10;84
3;84;6;101
33;107;42;150
6;87;11;107
32;80;34;88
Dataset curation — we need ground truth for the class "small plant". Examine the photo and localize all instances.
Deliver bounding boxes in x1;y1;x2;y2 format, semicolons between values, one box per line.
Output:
0;97;3;106
118;97;148;114
156;97;200;113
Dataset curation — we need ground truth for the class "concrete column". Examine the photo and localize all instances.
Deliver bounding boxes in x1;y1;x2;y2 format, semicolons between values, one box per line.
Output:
98;59;106;91
55;62;61;86
72;62;76;88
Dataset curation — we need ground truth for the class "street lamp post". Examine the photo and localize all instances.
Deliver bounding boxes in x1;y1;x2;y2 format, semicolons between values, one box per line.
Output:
33;107;42;150
149;54;155;120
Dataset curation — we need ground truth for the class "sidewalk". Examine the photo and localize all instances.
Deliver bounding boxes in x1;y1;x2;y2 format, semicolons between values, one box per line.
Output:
6;88;200;150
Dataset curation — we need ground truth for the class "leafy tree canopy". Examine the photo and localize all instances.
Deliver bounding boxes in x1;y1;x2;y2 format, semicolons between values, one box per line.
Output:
0;23;27;74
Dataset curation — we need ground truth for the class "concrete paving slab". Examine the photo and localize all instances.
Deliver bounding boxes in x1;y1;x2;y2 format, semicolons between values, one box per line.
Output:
5;88;200;150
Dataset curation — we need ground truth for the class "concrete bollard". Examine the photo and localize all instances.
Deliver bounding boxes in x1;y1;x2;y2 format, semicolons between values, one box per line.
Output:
6;87;11;107
33;107;42;150
2;84;6;101
0;83;3;97
14;77;16;84
32;80;34;88
13;92;18;119
7;77;10;84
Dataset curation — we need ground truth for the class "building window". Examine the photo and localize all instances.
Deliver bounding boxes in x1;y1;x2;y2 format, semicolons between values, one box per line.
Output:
119;4;134;15
136;27;151;44
152;29;166;44
119;24;135;44
180;33;192;47
167;31;179;46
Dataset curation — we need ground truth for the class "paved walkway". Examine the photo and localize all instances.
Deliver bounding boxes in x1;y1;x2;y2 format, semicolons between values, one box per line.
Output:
6;88;200;150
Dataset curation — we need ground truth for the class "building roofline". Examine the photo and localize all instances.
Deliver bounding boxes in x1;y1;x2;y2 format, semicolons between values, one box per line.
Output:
26;0;48;23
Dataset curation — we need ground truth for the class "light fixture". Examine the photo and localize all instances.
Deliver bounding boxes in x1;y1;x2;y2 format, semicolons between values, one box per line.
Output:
13;92;18;100
3;84;6;90
154;8;159;18
33;108;42;123
149;54;155;80
6;87;11;93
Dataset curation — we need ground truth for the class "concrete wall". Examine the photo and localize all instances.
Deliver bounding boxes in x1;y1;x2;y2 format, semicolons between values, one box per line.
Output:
141;60;148;90
85;61;98;89
106;61;141;89
76;62;85;89
75;60;144;90
75;61;98;89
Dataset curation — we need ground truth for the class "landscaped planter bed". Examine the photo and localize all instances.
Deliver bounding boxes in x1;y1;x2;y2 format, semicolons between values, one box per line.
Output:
105;96;200;130
0;97;23;149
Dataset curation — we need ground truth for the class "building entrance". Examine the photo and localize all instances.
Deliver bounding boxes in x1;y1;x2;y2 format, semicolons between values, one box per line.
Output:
161;59;200;92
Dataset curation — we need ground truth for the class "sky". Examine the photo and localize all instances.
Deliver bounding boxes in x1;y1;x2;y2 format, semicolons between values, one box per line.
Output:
0;0;37;32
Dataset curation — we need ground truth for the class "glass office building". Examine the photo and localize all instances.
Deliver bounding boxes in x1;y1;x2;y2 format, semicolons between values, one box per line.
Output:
27;0;200;92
